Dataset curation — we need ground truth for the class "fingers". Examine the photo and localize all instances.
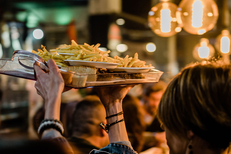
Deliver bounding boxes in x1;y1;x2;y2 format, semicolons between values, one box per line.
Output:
120;84;135;89
34;82;43;98
112;85;134;92
34;62;45;75
47;59;59;74
117;85;133;95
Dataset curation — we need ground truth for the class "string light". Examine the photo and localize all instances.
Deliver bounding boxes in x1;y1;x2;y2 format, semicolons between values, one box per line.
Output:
177;0;219;35
193;38;215;60
215;29;231;55
148;0;181;37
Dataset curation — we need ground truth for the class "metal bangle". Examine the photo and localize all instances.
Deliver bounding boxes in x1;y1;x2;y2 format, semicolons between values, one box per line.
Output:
100;119;124;133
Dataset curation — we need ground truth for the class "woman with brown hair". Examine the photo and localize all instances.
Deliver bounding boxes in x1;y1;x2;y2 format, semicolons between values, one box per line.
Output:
157;62;231;154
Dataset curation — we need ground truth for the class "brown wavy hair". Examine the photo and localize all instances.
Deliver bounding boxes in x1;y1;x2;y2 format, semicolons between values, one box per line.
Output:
157;62;231;149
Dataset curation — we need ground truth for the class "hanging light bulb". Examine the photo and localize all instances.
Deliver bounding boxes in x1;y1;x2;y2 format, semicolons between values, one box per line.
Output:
215;29;231;55
148;0;181;37
177;0;219;35
193;38;215;60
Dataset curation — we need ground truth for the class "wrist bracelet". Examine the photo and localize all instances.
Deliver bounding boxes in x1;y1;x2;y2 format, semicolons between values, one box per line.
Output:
106;111;123;119
41;119;63;125
100;119;124;133
37;119;64;138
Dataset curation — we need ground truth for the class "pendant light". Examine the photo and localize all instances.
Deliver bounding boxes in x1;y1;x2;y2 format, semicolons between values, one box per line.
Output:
177;0;219;35
193;38;215;60
148;0;181;37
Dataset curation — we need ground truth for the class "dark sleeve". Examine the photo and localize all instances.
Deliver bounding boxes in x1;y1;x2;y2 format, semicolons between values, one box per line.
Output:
51;137;74;154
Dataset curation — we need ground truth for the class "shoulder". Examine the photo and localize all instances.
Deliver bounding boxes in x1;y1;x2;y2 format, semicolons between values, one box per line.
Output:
90;142;138;154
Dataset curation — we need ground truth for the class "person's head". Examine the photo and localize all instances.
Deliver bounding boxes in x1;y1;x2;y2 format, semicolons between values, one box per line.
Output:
157;62;231;154
122;94;146;153
143;81;167;115
71;95;109;148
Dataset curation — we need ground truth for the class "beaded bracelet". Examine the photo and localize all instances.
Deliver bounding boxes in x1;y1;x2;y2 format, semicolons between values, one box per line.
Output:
37;119;64;138
100;119;124;133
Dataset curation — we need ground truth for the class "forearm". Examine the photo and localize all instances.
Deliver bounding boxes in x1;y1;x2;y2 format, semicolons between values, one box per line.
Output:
40;98;74;152
42;92;62;139
44;94;62;120
106;100;129;143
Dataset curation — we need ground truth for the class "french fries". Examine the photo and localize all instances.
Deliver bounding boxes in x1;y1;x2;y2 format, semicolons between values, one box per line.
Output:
32;40;153;68
114;53;153;68
49;40;114;63
32;45;68;67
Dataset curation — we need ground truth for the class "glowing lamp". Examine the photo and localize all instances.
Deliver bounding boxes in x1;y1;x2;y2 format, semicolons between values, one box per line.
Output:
148;0;181;37
215;29;231;55
193;38;215;60
177;0;219;35
33;29;44;39
116;18;125;26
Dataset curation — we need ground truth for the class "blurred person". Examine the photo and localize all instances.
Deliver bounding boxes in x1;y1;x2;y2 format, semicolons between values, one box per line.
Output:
32;100;78;138
61;89;82;103
128;84;143;99
60;88;82;137
142;81;167;130
68;95;109;154
141;81;167;150
32;90;81;138
122;94;146;153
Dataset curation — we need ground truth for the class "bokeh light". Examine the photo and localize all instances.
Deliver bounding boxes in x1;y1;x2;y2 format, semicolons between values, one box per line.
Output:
116;44;128;52
177;0;219;35
148;0;181;37
33;29;44;39
146;43;156;52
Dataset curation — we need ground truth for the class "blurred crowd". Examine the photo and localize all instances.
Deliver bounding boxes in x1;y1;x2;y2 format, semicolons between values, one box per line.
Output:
30;79;169;154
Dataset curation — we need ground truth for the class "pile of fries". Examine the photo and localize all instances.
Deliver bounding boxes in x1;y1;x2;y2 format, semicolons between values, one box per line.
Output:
32;40;152;68
50;40;115;63
32;45;68;67
114;53;152;68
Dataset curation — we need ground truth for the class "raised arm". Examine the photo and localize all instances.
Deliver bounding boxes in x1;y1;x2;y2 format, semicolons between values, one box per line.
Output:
96;86;133;143
34;59;73;153
34;59;64;121
91;85;139;154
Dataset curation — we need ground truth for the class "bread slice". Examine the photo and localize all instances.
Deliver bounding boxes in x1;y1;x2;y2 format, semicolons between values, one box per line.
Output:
72;74;87;87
